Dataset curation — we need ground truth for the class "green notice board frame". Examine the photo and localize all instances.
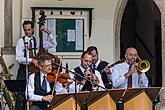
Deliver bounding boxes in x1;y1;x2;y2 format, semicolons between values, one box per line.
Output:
31;7;93;53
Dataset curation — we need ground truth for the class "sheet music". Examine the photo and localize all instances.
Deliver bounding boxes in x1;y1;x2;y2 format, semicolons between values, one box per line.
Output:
76;19;83;50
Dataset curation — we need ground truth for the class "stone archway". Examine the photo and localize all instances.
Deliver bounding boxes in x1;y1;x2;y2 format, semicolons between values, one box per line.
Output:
114;0;165;105
114;0;128;60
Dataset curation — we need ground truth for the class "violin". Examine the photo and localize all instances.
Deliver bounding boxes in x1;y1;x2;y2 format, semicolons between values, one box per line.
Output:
47;58;70;85
47;69;69;85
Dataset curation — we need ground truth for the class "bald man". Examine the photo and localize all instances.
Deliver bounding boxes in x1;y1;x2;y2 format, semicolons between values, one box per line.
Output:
111;47;148;89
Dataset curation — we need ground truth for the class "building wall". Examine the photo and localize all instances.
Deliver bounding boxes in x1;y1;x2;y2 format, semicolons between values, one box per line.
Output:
18;0;120;69
1;0;165;109
0;0;4;48
0;0;122;78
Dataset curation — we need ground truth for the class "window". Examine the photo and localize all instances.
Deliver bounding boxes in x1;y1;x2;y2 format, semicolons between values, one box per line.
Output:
31;7;93;58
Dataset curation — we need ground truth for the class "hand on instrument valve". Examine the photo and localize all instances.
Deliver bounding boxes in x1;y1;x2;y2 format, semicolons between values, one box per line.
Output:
130;64;137;72
84;70;92;79
102;66;111;74
84;70;100;84
125;64;137;78
42;95;53;103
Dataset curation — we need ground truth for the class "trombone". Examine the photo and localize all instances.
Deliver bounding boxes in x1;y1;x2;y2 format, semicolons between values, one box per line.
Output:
137;55;150;73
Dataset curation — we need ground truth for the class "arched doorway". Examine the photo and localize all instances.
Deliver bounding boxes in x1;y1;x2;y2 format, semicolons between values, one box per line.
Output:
115;0;162;87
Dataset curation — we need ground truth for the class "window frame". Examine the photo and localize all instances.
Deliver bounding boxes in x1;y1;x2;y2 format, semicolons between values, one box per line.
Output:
31;7;93;58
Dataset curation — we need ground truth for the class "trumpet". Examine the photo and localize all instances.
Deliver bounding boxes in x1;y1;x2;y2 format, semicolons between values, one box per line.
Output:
137;55;150;73
91;74;100;91
89;65;100;90
84;66;100;91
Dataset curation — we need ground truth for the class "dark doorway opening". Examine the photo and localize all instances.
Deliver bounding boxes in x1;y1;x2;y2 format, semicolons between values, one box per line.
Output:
120;0;162;87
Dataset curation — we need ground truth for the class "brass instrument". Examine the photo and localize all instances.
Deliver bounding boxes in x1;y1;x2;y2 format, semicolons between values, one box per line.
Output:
91;70;100;91
83;67;100;91
137;55;150;73
92;78;99;91
0;55;16;110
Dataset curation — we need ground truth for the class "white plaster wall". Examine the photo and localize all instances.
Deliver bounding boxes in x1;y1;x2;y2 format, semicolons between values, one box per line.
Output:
11;0;120;70
19;0;119;69
0;0;4;51
0;0;122;109
91;0;119;64
22;0;95;19
13;0;22;46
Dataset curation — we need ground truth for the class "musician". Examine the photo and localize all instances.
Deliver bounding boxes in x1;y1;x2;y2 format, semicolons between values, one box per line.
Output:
16;20;57;80
86;46;112;89
27;54;54;110
68;51;105;92
111;47;148;89
15;20;56;110
27;54;69;110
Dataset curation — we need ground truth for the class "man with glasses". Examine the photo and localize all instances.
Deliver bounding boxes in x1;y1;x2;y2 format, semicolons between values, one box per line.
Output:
27;54;55;110
27;54;70;110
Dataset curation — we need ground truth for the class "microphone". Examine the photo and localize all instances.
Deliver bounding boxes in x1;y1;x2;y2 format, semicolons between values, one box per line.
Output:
24;36;29;47
117;89;129;110
107;59;125;68
100;59;125;73
54;63;72;73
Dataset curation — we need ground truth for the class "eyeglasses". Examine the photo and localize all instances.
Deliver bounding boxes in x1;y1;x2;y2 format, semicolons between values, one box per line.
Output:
41;64;52;69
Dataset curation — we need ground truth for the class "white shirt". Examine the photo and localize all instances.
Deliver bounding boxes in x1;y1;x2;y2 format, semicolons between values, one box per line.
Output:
16;34;57;64
94;59;102;68
27;72;67;101
68;66;105;93
111;61;148;89
36;34;57;51
27;72;51;101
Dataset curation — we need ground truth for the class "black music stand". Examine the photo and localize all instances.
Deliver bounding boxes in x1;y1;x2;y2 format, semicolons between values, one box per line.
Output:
4;80;26;110
4;80;26;92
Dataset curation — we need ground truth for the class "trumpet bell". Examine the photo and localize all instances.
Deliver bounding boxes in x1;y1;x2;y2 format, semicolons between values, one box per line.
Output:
137;60;150;73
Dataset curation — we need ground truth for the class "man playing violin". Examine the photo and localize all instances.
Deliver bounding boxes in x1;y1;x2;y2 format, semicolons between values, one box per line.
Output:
26;54;53;110
69;51;105;92
26;54;69;110
111;47;148;89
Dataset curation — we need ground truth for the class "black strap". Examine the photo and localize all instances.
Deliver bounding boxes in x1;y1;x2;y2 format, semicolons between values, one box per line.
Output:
74;67;84;81
74;67;92;91
32;36;37;56
22;36;37;57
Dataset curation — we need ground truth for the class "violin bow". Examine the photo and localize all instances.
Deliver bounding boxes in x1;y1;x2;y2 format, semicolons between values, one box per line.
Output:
51;56;63;95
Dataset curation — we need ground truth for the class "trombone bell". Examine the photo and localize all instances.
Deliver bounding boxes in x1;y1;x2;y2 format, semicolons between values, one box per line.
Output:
137;60;150;73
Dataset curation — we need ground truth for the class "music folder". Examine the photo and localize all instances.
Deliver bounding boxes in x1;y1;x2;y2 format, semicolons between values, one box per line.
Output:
4;80;26;92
